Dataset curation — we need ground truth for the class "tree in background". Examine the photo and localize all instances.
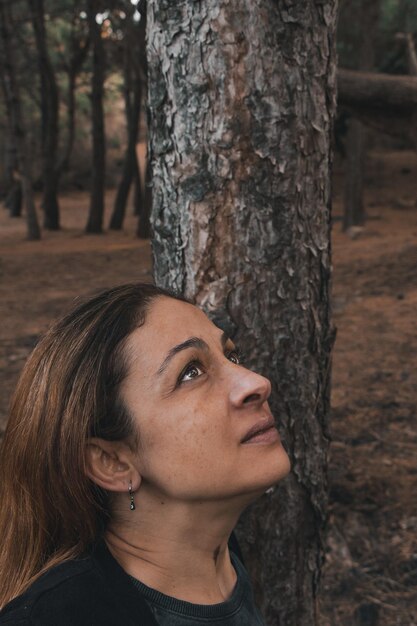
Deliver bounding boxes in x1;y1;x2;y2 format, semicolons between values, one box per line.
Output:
337;0;417;212
54;3;90;176
28;0;61;230
0;0;149;238
109;0;146;231
341;0;380;232
147;1;337;624
2;117;22;219
137;154;152;239
0;0;92;235
0;0;41;240
85;0;107;234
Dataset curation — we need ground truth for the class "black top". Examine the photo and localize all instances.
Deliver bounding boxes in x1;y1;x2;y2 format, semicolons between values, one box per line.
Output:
0;535;264;626
129;551;265;625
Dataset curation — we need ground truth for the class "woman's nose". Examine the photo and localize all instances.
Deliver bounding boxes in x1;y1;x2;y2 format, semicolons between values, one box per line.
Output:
229;367;271;408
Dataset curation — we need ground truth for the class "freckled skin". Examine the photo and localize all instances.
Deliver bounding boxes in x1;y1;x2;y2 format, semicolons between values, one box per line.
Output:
121;296;290;504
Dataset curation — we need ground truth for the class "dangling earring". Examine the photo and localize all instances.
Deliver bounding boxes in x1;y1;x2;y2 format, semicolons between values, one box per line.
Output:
128;481;136;511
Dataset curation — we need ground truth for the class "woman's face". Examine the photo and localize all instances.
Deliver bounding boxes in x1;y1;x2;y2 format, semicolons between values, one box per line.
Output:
121;296;290;503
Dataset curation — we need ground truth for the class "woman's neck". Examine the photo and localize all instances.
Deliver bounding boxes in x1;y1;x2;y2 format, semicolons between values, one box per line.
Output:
105;496;243;604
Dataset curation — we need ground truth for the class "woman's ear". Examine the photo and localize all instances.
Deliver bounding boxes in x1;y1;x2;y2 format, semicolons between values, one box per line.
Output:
85;438;141;493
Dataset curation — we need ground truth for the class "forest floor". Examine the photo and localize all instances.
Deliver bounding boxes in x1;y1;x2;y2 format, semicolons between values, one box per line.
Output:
0;149;416;626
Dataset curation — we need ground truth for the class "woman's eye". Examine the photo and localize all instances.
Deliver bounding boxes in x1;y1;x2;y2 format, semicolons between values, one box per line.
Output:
227;350;241;365
179;362;203;383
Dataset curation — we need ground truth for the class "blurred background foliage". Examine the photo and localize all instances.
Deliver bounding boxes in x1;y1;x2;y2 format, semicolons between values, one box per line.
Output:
338;0;417;72
0;0;147;236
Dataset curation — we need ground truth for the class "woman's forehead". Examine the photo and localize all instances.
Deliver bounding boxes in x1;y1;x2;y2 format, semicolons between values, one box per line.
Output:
147;296;211;333
125;297;221;367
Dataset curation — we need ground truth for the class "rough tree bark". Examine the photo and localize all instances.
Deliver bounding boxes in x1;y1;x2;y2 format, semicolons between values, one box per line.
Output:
147;2;337;625
28;0;61;230
0;0;40;240
85;0;106;234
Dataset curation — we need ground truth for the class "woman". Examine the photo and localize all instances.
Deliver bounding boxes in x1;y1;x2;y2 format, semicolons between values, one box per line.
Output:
0;283;290;625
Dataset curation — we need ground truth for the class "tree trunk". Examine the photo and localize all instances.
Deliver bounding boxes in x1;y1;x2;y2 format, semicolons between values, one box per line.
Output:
406;33;417;76
28;0;60;230
60;70;77;174
3;125;22;217
109;43;142;230
395;32;417;76
133;155;142;216
343;118;365;230
147;2;337;624
137;156;151;239
5;182;22;218
85;0;106;234
60;31;90;174
0;0;41;240
21;176;41;241
109;134;141;229
342;0;379;231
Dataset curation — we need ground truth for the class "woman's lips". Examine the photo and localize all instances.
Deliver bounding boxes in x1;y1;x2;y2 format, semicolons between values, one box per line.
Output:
241;418;280;444
242;425;280;444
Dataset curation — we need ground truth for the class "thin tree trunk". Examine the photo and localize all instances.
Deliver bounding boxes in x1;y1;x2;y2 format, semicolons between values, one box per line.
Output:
110;2;146;229
0;0;40;240
5;182;22;218
402;32;417;76
3;124;22;217
109;135;141;229
109;49;142;230
133;157;142;216
21;176;41;240
343;118;365;230
85;0;106;234
28;0;60;230
60;71;77;174
59;28;90;174
60;64;84;175
147;2;337;623
342;0;379;231
137;156;151;239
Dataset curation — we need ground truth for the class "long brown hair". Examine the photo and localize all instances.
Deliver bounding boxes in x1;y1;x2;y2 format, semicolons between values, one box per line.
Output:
0;283;179;608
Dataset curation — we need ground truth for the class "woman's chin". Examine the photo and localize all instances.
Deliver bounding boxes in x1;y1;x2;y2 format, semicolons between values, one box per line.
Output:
243;438;291;486
236;449;291;503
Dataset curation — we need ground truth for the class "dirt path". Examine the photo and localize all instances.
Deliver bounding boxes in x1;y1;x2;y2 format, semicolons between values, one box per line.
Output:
1;152;416;625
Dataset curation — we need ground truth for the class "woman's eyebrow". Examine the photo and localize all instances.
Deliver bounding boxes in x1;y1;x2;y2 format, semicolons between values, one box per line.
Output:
156;332;229;376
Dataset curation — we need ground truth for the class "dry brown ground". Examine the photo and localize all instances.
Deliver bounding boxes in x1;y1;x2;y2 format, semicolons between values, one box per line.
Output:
0;150;416;625
321;151;417;626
